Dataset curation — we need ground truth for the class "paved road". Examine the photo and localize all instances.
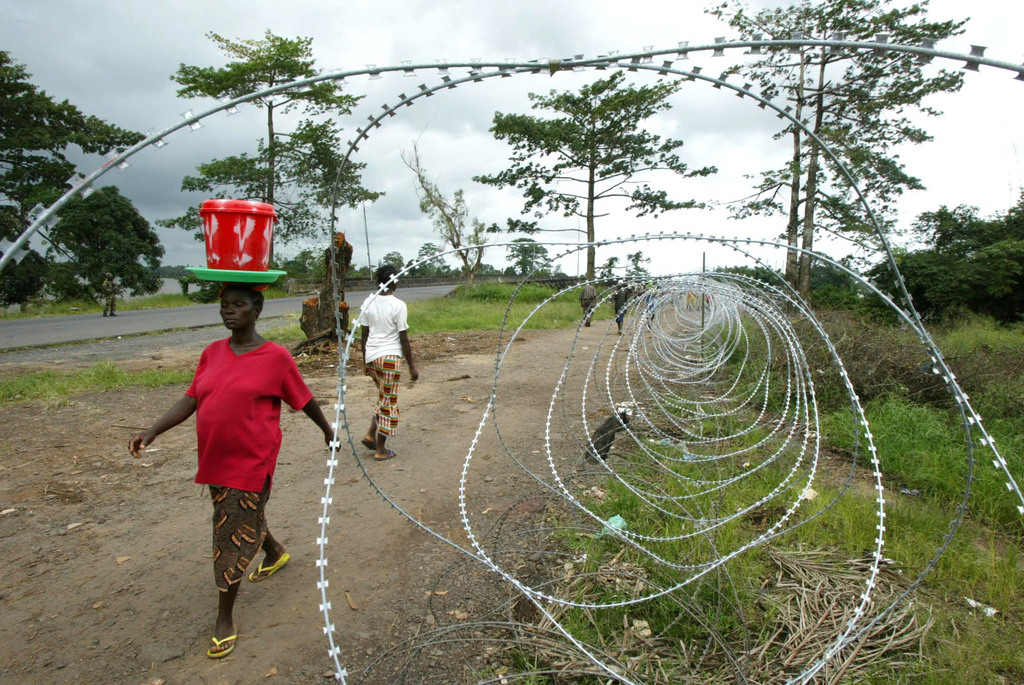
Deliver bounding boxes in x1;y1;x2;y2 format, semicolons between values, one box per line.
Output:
0;285;455;351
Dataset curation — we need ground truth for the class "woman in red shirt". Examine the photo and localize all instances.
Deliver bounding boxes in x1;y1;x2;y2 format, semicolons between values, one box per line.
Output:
128;283;334;658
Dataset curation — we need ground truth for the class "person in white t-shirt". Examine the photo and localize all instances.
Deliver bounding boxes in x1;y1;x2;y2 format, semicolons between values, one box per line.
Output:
359;265;419;460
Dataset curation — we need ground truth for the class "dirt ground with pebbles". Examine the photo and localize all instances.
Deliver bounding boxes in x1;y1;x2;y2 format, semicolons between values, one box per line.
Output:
0;322;613;684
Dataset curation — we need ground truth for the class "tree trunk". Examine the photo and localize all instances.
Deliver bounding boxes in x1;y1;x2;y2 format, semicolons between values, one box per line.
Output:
798;55;828;301
461;252;475;288
464;246;483;288
457;248;478;288
785;55;806;291
586;164;596;280
300;232;352;342
785;130;802;291
799;140;820;300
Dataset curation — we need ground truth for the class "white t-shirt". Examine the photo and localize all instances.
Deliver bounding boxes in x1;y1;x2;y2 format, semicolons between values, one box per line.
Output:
359;293;409;363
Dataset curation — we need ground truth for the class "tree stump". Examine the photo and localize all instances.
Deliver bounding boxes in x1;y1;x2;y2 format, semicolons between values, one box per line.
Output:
299;232;353;343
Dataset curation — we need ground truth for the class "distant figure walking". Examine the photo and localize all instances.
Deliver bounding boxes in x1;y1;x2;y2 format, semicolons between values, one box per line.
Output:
613;280;629;334
580;282;597;327
101;272;119;317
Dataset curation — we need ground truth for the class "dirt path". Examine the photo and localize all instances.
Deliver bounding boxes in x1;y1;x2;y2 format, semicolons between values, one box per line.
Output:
0;325;615;684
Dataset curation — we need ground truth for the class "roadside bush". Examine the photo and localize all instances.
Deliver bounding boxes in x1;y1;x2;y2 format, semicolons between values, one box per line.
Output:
797;311;1024;415
188;280;220;303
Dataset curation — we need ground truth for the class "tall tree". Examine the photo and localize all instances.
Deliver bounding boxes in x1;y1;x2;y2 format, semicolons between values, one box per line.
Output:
403;143;488;287
507;238;550;276
162;31;381;252
877;197;1024;322
46;186;163;301
625;250;651;278
598;255;621;280
0;51;142;255
409;242;453;277
709;0;965;298
276;247;325;281
380;251;405;270
474;71;716;280
0;250;47;308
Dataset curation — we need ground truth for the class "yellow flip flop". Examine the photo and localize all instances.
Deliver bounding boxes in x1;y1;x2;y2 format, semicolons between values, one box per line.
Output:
249;552;290;582
206;634;237;658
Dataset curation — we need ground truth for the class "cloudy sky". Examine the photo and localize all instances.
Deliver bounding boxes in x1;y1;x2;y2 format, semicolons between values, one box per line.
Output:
4;0;1023;277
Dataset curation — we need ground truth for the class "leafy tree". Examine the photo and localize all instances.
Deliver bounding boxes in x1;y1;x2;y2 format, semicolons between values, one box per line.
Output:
380;251;405;271
0;52;144;229
276;247;325;280
710;0;965;299
715;264;782;285
625;250;651;278
46;186;163;301
347;263;372;280
0;250;47;307
407;242;454;277
476;262;504;276
418;242;446;269
474;71;716;280
162;31;381;253
598;256;621;280
876;198;1024;322
507;238;550;276
0;51;142;286
403;144;488;287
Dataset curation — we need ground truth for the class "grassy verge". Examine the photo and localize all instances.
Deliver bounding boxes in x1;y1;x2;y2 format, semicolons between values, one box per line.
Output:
499;312;1024;682
526;422;1024;681
2;284;578;404
1;286;293;320
406;283;608;334
263;312;305;346
0;361;192;407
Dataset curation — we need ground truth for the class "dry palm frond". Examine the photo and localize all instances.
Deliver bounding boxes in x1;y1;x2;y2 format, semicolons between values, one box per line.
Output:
497;546;932;684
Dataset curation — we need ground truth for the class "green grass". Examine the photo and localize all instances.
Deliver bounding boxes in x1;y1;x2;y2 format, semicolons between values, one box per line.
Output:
263;312;305;345
538;430;1024;682
820;393;1024;527
402;283;609;334
934;315;1024;356
506;313;1024;682
449;282;572;304
0;361;192;406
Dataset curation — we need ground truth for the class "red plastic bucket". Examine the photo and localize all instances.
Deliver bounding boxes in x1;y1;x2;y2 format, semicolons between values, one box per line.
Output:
199;199;277;271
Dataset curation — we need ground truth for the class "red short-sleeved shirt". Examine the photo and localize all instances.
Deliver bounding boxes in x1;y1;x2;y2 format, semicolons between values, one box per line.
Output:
186;339;313;491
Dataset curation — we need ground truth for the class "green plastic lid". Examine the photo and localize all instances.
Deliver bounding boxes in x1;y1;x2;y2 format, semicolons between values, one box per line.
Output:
186;266;287;283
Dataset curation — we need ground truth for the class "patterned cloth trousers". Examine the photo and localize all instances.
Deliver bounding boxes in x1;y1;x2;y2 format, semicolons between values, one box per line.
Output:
208;478;270;591
369;355;403;436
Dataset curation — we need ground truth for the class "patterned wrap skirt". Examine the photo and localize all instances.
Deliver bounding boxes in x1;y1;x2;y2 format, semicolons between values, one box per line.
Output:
209;478;270;591
369;355;403;435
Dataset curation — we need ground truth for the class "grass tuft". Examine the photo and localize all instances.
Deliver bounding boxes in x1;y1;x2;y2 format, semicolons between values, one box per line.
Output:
0;362;192;406
405;283;607;334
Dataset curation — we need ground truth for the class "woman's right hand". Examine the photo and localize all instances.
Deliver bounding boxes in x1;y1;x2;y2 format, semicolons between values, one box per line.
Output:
128;430;156;459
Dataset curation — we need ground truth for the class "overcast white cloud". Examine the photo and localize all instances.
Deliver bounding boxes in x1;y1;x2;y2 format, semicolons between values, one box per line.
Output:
3;0;1022;277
